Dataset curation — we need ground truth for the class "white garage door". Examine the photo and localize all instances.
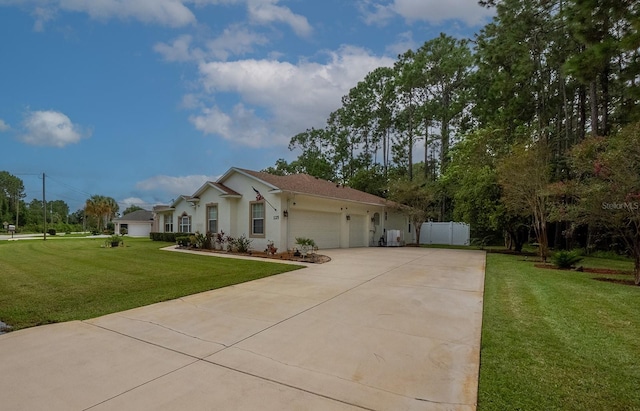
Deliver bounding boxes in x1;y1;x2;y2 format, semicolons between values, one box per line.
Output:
128;223;151;237
349;215;367;247
289;210;341;249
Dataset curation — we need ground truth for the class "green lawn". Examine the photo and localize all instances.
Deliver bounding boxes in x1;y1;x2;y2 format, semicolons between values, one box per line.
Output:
479;253;640;410
0;237;301;330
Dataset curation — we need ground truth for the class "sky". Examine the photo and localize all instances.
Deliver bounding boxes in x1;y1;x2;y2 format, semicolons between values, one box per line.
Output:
0;0;494;213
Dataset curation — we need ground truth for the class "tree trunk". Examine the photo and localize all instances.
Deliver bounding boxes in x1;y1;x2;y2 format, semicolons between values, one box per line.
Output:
590;80;599;136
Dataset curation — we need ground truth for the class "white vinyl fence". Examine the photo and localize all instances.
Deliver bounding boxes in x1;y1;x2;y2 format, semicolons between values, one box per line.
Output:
419;222;470;246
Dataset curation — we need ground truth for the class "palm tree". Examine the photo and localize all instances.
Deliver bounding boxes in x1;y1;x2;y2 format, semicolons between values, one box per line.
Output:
84;195;119;232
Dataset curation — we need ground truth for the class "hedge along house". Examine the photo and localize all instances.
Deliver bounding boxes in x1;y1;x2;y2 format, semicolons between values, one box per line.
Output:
153;167;412;251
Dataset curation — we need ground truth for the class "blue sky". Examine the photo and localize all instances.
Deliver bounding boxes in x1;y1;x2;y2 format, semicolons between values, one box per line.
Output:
0;0;493;212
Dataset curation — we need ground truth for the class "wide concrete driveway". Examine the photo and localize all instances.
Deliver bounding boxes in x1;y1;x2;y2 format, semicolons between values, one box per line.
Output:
0;247;486;411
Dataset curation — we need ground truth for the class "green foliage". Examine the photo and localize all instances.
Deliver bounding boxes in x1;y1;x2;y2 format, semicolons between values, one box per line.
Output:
551;250;584;269
295;237;316;248
233;234;252;253
175;235;190;247
121;205;144;215
149;232;180;242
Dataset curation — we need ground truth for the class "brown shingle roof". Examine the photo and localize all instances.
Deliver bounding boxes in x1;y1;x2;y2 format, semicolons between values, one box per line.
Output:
235;168;390;206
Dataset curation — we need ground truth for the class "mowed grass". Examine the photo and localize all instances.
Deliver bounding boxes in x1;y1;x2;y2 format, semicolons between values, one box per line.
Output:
0;237;301;330
479;253;640;410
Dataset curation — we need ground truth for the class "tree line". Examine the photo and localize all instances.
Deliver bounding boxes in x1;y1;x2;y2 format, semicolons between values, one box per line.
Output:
265;0;640;283
0;176;143;234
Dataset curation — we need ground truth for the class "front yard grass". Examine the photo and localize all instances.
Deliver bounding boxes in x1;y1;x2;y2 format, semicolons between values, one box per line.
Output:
479;253;640;410
0;237;301;330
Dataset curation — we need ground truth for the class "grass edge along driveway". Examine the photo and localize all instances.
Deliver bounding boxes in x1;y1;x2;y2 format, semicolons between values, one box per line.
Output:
0;237;301;330
478;253;640;410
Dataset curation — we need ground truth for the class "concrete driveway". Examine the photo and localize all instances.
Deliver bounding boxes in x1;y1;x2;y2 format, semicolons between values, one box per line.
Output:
0;247;486;411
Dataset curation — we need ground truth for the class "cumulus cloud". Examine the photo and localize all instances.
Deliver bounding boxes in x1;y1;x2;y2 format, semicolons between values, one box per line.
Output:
136;174;218;197
247;0;312;37
361;0;494;26
191;46;394;147
19;110;91;147
0;119;10;132
1;0;196;29
154;26;268;62
119;197;149;210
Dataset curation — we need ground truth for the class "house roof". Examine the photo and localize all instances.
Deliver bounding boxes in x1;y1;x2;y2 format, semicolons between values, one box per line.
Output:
116;209;153;221
193;181;241;198
232;168;391;206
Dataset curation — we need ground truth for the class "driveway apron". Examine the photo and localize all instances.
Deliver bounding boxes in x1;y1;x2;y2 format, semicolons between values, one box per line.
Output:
0;247;486;411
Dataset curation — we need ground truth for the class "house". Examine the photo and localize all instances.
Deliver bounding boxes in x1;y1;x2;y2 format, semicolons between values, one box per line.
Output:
153;167;412;250
113;209;154;237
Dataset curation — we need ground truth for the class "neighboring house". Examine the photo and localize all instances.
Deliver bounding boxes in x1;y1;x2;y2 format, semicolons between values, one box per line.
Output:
153;167;413;250
113;209;154;237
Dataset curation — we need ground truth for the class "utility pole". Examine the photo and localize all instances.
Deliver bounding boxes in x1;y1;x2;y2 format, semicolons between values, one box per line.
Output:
43;173;47;241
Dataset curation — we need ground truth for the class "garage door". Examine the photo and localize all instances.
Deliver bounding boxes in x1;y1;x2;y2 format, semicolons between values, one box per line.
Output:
349;215;367;247
289;210;341;249
128;223;151;237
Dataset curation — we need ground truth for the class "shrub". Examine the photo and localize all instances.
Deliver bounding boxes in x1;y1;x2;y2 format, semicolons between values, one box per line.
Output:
295;237;316;248
47;228;56;236
551;250;583;269
234;234;252;253
176;235;190;247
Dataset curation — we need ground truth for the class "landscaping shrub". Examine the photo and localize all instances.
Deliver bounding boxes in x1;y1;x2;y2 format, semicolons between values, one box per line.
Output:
47;228;56;236
150;232;190;242
176;235;190;247
551;250;583;269
234;234;252;253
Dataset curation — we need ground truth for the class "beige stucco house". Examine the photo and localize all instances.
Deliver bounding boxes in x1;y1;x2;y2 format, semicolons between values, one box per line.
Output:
153;167;412;251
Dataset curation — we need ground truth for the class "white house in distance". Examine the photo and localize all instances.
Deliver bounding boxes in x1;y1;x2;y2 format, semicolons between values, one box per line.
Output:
113;209;154;237
152;167;412;251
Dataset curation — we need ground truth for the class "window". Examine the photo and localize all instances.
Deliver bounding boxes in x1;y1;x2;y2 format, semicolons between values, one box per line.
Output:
179;214;191;233
207;205;218;233
251;202;265;237
164;215;173;232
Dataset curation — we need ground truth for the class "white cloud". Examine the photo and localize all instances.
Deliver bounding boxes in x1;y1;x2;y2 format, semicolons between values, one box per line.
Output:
190;104;270;147
361;0;494;26
0;119;10;132
191;46;394;147
1;0;196;29
19;110;90;147
154;26;268;63
247;0;312;37
119;197;149;210
154;34;202;62
136;174;218;197
206;24;269;60
63;0;196;26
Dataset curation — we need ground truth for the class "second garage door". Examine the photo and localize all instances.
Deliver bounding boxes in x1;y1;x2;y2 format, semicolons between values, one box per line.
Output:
289;210;341;249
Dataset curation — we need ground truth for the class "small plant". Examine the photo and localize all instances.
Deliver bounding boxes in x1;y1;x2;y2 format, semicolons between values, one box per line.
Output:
265;240;278;255
107;234;122;248
215;231;226;250
295;237;316;248
192;232;211;249
295;237;316;258
551;250;583;269
226;236;235;252
176;235;190;248
235;234;253;253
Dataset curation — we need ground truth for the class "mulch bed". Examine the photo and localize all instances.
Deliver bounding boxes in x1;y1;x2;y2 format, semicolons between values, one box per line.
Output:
179;247;331;264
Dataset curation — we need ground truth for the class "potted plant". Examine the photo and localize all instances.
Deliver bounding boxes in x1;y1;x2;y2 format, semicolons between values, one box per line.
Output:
295;237;316;258
108;234;122;248
265;240;278;255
